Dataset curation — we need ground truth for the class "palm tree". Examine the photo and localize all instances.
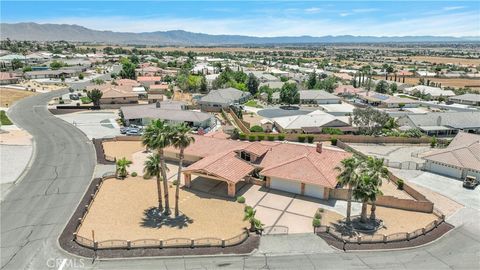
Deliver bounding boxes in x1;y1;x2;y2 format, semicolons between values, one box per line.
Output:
353;174;383;223
116;157;132;179
362;157;388;221
335;157;362;224
142;120;173;215
244;206;263;232
143;153;163;213
171;123;195;217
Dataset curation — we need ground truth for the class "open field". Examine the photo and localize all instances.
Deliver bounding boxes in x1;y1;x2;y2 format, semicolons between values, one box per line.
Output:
373;76;480;90
406;56;480;66
77;176;248;241
0;88;37;108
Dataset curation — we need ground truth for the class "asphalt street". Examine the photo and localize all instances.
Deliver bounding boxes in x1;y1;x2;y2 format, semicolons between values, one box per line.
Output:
0;88;479;269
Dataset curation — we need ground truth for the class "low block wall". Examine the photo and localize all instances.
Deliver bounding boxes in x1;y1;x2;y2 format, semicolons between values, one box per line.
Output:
375;195;433;213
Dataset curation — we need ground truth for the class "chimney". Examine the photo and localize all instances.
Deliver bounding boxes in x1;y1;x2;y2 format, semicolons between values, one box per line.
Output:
316;143;323;153
156;101;160;108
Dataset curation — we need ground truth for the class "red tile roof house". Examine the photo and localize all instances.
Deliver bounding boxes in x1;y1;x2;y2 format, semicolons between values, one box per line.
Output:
164;136;351;198
137;76;162;87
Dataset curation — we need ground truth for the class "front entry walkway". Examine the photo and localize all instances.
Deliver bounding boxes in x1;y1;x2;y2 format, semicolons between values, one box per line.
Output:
188;176;248;198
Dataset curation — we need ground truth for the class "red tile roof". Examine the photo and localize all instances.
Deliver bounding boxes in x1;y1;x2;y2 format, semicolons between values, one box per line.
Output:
138;76;162;82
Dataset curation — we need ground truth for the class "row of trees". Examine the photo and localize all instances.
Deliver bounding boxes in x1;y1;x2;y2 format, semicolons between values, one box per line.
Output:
211;67;259;95
336;156;388;223
306;72;338;93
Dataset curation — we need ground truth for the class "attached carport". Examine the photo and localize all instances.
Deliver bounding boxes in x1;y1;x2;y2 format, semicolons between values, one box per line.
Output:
182;151;255;197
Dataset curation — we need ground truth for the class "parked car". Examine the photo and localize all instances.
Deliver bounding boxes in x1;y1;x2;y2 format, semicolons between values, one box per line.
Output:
463;176;479;189
120;127;128;134
126;128;140;136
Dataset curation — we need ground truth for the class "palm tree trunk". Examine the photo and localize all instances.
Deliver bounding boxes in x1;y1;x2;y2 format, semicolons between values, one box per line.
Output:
174;148;184;216
158;148;170;215
361;202;368;223
346;186;353;224
156;172;163;213
370;200;376;221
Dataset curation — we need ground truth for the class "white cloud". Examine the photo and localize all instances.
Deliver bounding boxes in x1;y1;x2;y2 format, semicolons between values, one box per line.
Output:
305;7;321;14
352;8;379;13
28;10;480;37
443;6;465;11
339;13;351;17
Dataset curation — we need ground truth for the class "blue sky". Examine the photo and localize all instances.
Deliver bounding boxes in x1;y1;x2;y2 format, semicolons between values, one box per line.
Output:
1;1;479;37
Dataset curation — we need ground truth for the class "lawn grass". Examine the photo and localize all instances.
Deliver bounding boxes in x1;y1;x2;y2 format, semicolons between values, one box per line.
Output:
0;110;13;125
244;100;263;108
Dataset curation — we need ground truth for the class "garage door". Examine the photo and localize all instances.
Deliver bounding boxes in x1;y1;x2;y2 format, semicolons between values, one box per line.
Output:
304;184;324;199
429;162;462;179
270;178;301;194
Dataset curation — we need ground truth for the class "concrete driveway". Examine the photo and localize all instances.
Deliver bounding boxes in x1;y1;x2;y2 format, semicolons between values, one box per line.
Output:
55;110;120;139
238;185;361;235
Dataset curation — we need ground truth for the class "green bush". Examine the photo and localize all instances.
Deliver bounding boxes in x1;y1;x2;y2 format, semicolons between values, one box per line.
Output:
172;180;179;186
330;137;338;146
59;100;65;104
236;196;246;203
267;135;275;141
249;125;263;132
318;208;324;213
298;135;306;143
314;212;322;219
322;127;343;135
278;134;285;141
248;135;256;142
131;172;138;177
244;205;253;212
307;135;314;143
0;111;13;125
239;133;247;140
312;218;321;227
397;179;404;190
257;134;265;141
80;96;92;104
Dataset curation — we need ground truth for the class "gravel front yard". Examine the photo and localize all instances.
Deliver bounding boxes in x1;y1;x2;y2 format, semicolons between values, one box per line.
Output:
102;140;144;160
77;176;248;242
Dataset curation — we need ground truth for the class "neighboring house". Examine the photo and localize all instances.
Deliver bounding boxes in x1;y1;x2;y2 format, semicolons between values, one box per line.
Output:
357;92;419;108
99;87;138;105
135;66;161;76
272;110;350;134
415;71;437;77
449;94;480;106
24;69;78;79
318;103;355;116
299;90;341;104
404;85;455;99
166;135;351;198
137;76;162;87
398;111;480;136
420;133;480;180
120;101;215;129
334;85;363;97
0;72;20;85
198;87;251;111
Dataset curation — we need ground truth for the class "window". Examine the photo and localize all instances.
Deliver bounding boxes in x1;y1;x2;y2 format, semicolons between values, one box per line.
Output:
240;151;251;162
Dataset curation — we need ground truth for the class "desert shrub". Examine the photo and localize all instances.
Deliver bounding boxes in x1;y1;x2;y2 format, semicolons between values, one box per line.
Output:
131;172;138;177
314;212;322;219
278;134;285;141
236;196;246;203
397;179;404;190
330;137;338;146
312;218;321;227
172;180;179;186
307;135;314;143
318;208;324;213
248;135;256;142
239;133;247;140
267;135;275;141
249;125;263;132
0;111;13;125
257;134;265;141
298;135;306;143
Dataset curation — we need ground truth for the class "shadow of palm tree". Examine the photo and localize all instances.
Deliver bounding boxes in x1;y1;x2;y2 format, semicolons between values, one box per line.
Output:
141;207;194;229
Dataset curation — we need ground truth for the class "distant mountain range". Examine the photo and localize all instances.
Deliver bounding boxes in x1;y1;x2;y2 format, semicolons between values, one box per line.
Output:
1;23;479;45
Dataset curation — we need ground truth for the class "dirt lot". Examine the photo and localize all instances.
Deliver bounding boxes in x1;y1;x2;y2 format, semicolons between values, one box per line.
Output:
242;113;264;127
102;140;144;160
406;56;480;66
77;176;248;241
322;205;437;235
373;76;480;90
0;88;37;108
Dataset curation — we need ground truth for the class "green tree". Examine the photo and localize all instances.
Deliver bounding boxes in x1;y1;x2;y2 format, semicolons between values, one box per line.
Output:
11;58;24;70
78;73;84;80
390;83;398;93
244;206;263;232
142;120;173;215
280;82;299;106
50;60;64;70
362;157;388;221
353;107;391;135
143;153;163;213
307;72;317;89
335;157;362;224
119;58;137;79
375;80;388;93
87;89;103;108
116;157;132;179
171;123;195;217
200;75;208;93
247;73;259;96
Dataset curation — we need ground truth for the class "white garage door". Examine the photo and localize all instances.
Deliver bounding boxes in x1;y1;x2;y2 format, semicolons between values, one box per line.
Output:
304;184;324;199
429;162;462;179
270;178;301;194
